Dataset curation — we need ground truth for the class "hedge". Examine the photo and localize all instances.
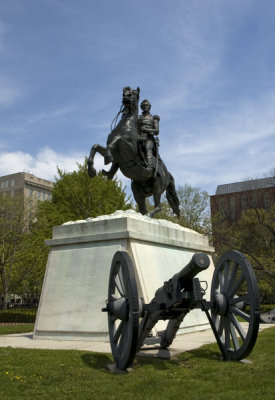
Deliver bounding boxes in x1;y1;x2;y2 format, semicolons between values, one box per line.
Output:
0;308;37;323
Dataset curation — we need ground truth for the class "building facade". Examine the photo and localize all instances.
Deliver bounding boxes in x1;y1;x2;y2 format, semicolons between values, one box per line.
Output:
0;172;54;204
210;177;275;222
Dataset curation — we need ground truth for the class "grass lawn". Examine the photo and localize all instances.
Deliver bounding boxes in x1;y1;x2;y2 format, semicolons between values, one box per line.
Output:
0;327;274;400
0;324;34;336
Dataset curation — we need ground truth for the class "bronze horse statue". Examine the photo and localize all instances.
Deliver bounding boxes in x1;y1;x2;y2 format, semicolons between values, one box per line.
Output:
87;86;180;218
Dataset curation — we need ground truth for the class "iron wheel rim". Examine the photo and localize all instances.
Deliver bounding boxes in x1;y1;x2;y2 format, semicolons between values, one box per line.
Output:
211;250;260;360
108;251;139;369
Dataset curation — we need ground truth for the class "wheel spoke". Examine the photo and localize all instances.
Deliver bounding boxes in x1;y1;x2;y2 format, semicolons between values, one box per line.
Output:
227;272;245;298
228;312;246;341
114;279;124;297
230;322;240;350
211;251;260;361
230;306;251;323
224;318;230;349
111;315;117;323
229;294;249;305
223;261;231;293
218;315;224;336
114;320;125;344
218;271;225;291
118;265;126;294
226;262;238;294
118;320;129;352
108;251;139;370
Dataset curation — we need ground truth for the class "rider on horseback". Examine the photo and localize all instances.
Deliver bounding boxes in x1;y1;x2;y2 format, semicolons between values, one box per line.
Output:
88;86;180;218
102;99;160;180
138;99;160;170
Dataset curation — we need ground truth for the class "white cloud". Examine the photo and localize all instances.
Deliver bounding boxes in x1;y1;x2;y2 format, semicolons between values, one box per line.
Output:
0;148;85;180
0;147;130;190
160;93;275;194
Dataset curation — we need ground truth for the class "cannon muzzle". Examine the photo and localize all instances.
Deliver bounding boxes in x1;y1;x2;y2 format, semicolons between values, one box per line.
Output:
173;253;210;289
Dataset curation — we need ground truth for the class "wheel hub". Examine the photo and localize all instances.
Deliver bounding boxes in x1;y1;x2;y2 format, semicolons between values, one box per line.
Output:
213;293;228;316
109;297;129;321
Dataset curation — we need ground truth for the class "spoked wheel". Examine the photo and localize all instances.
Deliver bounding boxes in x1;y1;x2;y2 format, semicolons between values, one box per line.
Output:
107;251;139;370
211;250;260;360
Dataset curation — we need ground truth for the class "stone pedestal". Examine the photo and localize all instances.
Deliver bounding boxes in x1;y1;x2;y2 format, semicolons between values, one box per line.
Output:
34;210;215;341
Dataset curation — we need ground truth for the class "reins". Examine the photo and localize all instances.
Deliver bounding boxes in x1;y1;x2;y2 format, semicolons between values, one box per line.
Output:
110;104;124;131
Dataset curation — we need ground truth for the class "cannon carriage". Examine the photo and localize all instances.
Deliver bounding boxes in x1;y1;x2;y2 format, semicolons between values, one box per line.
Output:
103;250;260;370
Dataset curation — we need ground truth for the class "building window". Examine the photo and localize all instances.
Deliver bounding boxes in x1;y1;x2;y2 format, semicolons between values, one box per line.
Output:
263;192;270;209
1;182;5;189
29;189;33;197
42;192;45;200
11;179;15;187
4;181;9;188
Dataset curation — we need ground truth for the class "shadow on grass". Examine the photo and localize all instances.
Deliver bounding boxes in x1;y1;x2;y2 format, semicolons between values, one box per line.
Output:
136;347;220;370
81;352;113;370
182;347;222;362
81;345;222;372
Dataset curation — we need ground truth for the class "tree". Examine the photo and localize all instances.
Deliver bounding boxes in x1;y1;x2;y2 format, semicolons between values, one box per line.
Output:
0;196;36;309
211;170;275;302
37;159;132;222
212;206;275;303
24;160;132;300
150;184;211;234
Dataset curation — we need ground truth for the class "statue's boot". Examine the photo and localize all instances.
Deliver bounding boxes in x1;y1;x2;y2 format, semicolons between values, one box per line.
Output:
102;163;119;180
145;150;155;176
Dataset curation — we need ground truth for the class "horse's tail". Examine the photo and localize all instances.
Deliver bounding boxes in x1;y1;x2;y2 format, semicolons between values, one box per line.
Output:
166;174;180;218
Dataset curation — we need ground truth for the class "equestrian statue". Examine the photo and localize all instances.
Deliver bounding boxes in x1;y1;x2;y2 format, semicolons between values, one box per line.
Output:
87;86;180;218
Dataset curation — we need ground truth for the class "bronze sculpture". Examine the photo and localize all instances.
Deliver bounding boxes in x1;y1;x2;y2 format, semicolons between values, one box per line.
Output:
138;99;160;170
87;86;180;218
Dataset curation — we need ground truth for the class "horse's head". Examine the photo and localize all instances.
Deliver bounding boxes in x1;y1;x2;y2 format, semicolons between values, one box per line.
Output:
122;86;140;112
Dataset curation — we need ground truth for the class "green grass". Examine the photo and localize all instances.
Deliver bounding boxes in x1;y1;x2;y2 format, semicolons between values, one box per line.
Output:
0;324;34;335
0;327;274;400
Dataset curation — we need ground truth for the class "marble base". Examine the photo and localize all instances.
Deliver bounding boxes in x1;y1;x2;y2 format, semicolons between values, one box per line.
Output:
34;210;215;341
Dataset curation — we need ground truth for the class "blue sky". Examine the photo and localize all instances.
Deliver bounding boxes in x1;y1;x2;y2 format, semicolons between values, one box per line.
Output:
1;0;275;197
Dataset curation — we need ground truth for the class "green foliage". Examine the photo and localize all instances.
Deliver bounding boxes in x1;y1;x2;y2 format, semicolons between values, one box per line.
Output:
26;160;131;296
46;161;132;221
1;160;132;306
152;184;211;234
0;327;274;400
212;205;275;302
0;308;37;323
33;159;132;246
0;195;37;309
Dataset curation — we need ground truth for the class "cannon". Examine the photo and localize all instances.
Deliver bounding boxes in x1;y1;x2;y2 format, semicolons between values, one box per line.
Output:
102;250;260;370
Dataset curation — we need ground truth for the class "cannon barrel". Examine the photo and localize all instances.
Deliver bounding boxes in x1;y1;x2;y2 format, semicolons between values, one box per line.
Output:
172;253;210;289
153;253;210;304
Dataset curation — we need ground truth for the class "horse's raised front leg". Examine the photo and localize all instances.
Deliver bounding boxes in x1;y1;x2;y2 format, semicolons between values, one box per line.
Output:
102;163;119;180
87;144;107;178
